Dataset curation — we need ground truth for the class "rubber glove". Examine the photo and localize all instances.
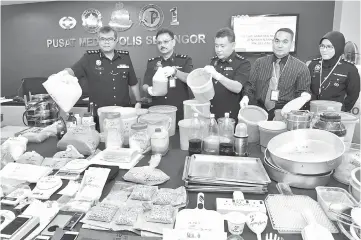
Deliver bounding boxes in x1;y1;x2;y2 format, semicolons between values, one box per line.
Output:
301;92;312;101
240;96;249;109
204;65;222;81
135;102;141;109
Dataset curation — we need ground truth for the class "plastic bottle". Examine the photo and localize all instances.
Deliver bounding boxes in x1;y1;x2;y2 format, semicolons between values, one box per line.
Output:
188;113;202;156
66;112;77;129
219;112;235;156
203;114;219;155
151;127;169;156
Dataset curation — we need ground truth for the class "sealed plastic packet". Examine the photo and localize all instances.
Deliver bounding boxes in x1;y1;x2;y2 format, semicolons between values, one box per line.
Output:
146;205;176;224
129;185;158;201
16;151;44;165
115;205;143;226
123;154;170;185
87;203;119;223
152;188;178;206
1;136;28;168
53;145;84;159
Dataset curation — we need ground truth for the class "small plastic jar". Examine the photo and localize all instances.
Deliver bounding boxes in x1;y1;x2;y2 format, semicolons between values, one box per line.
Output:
129;123;150;153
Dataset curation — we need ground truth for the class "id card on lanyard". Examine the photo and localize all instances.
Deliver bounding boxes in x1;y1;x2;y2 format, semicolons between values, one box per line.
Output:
270;56;290;101
318;57;341;94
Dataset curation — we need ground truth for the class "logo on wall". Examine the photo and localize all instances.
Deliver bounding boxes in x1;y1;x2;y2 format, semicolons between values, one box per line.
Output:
82;8;103;33
109;3;133;32
170;7;179;26
59;16;77;30
139;4;164;31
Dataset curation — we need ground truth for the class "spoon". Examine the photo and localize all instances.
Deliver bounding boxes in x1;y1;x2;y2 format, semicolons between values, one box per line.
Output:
246;212;268;240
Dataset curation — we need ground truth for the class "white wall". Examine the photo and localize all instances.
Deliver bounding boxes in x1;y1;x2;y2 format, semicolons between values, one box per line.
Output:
333;0;361;48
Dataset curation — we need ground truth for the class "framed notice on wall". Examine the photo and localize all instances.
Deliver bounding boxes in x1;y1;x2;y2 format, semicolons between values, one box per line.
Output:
231;14;299;53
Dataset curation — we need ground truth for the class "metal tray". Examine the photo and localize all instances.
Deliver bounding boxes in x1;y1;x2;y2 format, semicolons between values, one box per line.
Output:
186;154;271;185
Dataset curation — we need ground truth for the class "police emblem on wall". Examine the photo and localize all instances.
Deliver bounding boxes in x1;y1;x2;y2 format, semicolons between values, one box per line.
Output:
59;16;77;30
82;8;102;33
109;3;133;32
139;4;164;31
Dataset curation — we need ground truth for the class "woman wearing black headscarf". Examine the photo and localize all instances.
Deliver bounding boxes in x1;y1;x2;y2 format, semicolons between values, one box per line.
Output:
308;31;360;112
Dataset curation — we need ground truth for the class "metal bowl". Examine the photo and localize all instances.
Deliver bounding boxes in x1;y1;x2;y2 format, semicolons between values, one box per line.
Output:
264;148;333;189
268;129;345;175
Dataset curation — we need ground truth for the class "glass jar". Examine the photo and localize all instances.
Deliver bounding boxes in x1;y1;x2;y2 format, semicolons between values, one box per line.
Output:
313;112;347;138
104;112;123;149
129;123;151;153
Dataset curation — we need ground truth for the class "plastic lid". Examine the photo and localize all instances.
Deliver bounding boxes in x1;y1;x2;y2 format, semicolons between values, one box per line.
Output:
234;122;248;137
238;106;268;124
258;121;287;131
139;113;171;125
148;105;177;114
131;123;147;130
105;112;121;119
320;112;341;121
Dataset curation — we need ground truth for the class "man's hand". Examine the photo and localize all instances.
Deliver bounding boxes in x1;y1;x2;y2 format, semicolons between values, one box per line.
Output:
142;84;149;92
163;66;176;77
240;96;249;109
147;87;155;96
204;65;222;81
301;92;312;102
135;102;141;109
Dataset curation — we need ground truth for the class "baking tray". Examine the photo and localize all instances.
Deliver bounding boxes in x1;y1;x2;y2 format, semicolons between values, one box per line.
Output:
186;155;271;184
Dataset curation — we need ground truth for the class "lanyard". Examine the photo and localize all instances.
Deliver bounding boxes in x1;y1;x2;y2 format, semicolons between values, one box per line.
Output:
319;57;341;94
272;55;290;88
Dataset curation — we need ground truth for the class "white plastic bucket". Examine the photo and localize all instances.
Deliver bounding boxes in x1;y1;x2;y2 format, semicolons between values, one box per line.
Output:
183;99;210;120
138;113;171;137
310;100;342;113
152;79;168;96
178;119;193;150
339;112;359;145
187;68;214;103
258;121;287;148
97;106;137;145
238;106;268;143
148;105;177;136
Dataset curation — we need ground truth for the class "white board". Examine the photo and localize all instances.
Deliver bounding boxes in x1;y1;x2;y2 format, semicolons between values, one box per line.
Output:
233;15;298;52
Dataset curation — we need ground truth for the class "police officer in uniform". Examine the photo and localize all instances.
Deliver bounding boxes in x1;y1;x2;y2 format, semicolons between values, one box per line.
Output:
204;27;251;120
55;26;142;130
143;28;193;122
308;31;360;112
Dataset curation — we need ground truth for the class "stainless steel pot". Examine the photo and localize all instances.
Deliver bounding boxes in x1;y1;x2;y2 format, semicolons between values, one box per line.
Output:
267;129;345;175
264;148;333;189
286;110;313;130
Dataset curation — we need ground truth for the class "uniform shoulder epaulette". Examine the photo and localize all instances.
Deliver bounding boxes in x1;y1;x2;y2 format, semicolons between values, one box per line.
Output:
312;57;322;61
211;56;218;60
175;54;188;59
341;58;355;65
148;56;161;62
235;54;245;60
116;50;129;55
87;50;99;54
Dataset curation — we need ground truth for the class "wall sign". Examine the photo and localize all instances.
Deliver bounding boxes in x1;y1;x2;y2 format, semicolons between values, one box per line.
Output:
139;4;164;31
109;3;133;32
59;16;76;30
170;7;179;26
82;8;103;33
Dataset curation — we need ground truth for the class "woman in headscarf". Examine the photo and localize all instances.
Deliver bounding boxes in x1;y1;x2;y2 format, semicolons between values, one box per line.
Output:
308;31;360;112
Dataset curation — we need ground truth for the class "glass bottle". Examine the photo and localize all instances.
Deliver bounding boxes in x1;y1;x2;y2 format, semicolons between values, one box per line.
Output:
219;112;235;156
203;114;219;155
188;113;202;156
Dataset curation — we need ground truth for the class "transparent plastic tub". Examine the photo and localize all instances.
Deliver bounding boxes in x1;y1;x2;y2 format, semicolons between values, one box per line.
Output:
315;186;358;221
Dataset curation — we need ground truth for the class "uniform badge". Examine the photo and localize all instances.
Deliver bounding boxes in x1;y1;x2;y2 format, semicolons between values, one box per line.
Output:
170;7;179;26
96;60;102;66
82;9;102;33
117;64;129;68
314;64;321;71
59;16;76;30
109;3;133;32
225;67;233;71
334;82;340;87
139;4;164;31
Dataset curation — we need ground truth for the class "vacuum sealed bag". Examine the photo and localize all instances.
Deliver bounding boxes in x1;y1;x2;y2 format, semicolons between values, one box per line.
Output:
1;136;28;168
53;145;84;159
16;151;44;165
57;126;100;156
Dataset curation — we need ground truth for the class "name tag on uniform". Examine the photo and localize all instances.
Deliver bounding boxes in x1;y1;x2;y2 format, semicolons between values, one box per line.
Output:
333;73;347;77
270;90;279;101
169;77;176;88
225;67;233;71
117;64;129;68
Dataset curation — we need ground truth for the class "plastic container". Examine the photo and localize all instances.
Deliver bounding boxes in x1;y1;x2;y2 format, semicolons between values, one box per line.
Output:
234;122;248;156
178;119;192;150
350;167;361;202
218;113;235;156
315;186;358;221
313;112;347;138
188;113;203;156
226;212;247;235
238;106;268;143
183;99;210;120
129;123;150;153
339;112;359;145
138;113;171;137
104;112;123;149
310;100;342;113
286;110;313;131
187;68;214;103
151;128;169;156
333;143;361;184
148;105;177;136
258;121;287;148
203;114;219;155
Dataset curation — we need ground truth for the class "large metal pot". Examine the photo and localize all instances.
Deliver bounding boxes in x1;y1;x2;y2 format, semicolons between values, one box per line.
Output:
286;110;313;131
267;129;345;175
263;148;333;189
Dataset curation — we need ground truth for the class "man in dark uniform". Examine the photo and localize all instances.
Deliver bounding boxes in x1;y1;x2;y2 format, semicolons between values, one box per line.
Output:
55;26;141;129
204;27;251;120
142;28;193;122
308;31;360;112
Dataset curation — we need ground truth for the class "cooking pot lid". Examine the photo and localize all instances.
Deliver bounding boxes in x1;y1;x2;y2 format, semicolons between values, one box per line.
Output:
149;105;177;113
139;113;171;125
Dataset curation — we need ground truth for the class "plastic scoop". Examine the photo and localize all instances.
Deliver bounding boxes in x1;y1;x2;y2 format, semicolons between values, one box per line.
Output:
281;94;310;117
246;212;268;240
302;209;334;240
